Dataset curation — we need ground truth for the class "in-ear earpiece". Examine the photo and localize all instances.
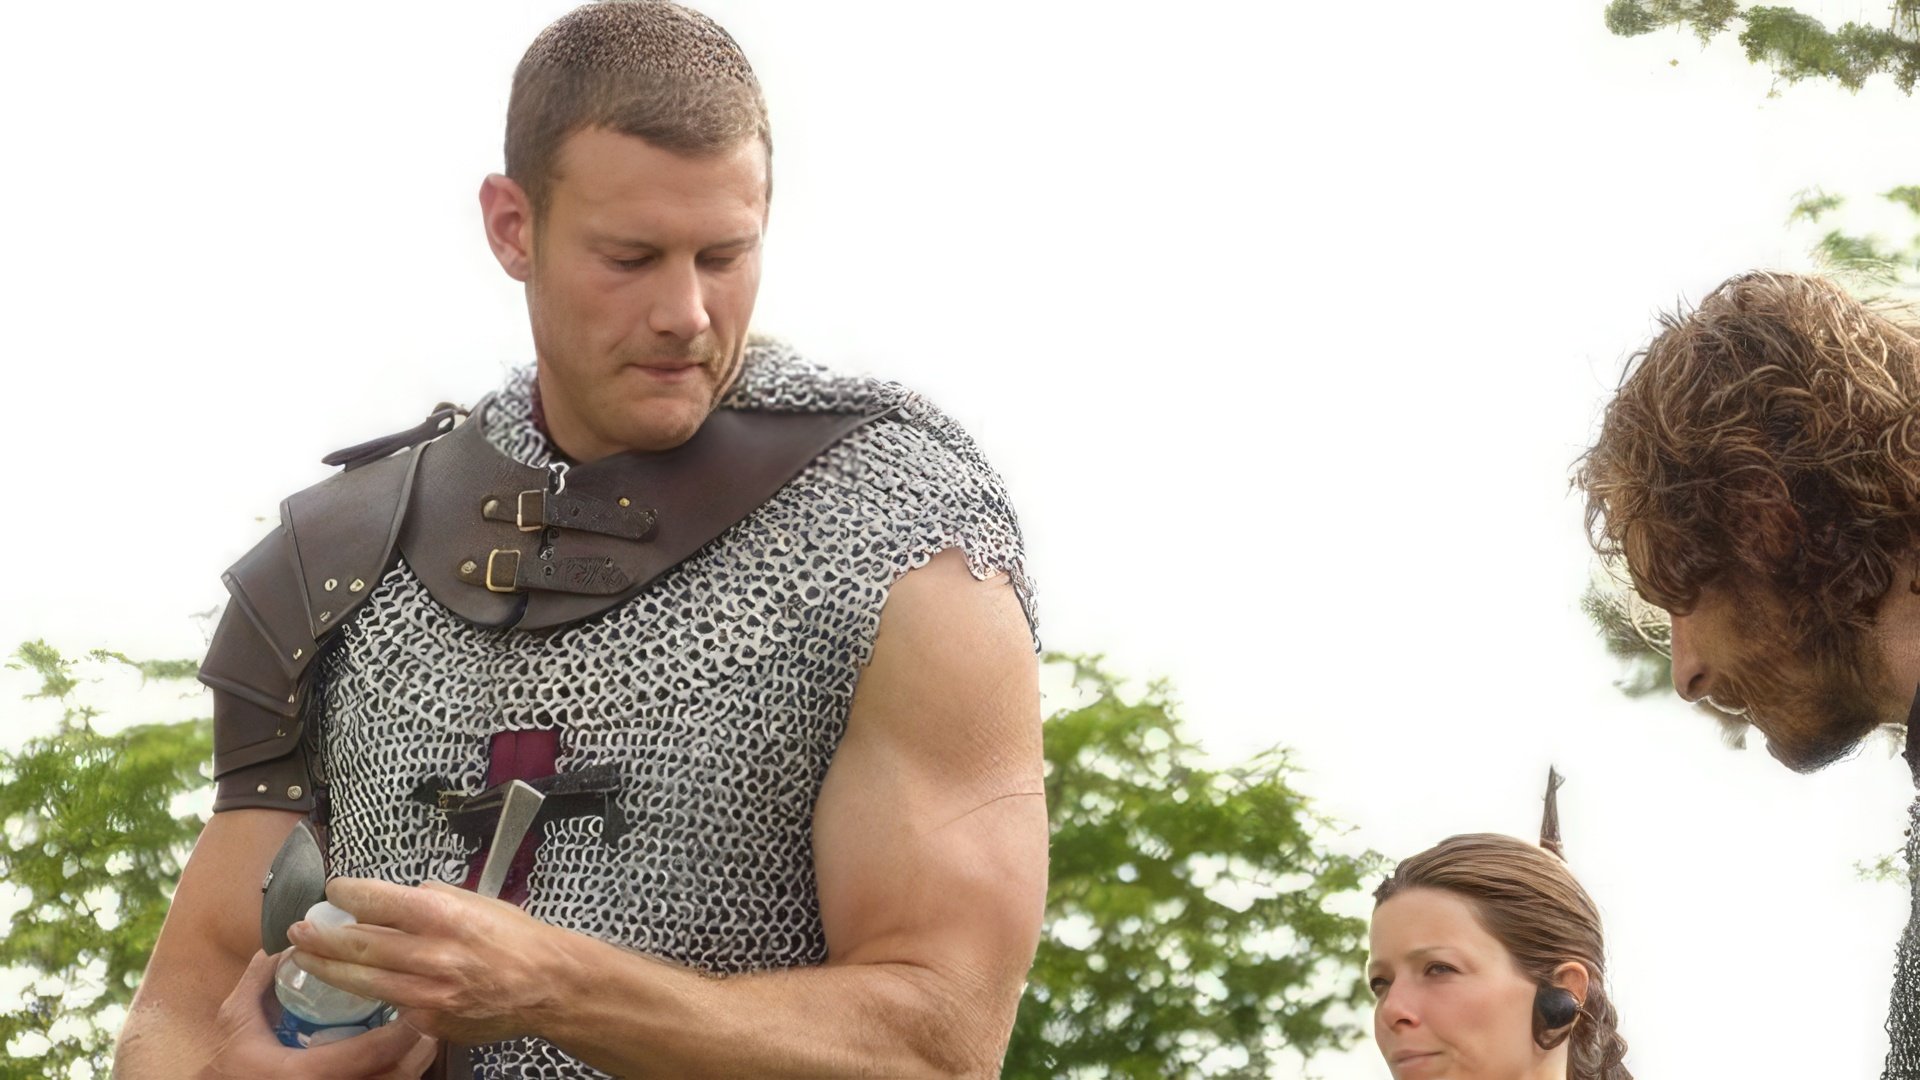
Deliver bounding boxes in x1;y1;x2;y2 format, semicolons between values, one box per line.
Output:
1535;985;1579;1029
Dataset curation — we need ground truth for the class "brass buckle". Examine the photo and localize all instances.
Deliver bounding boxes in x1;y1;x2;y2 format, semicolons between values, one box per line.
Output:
484;549;521;593
515;490;546;532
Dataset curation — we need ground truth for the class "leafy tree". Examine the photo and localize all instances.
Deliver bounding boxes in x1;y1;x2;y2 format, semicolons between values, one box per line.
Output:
1788;185;1920;296
0;643;209;1079
1006;655;1384;1080
1603;0;1920;93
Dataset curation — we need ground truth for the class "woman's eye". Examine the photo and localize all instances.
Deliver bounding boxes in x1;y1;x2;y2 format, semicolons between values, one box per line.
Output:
1425;962;1456;976
1368;977;1389;997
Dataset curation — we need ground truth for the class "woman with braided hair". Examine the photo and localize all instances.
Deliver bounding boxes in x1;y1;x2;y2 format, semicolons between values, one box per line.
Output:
1367;772;1631;1080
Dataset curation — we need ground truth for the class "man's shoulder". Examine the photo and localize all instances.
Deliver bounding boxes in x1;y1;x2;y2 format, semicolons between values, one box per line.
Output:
215;404;451;668
726;339;986;475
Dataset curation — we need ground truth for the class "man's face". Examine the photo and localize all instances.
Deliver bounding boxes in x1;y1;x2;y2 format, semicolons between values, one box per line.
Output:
524;127;767;459
1666;578;1896;771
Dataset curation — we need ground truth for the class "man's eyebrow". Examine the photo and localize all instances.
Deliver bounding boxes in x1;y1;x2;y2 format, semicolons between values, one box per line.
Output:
591;232;761;250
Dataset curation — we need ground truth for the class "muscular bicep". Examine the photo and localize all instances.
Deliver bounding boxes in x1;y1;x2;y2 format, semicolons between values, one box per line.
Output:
812;548;1047;998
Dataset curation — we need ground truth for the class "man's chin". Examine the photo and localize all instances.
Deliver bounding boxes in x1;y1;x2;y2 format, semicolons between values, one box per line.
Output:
1755;709;1881;774
607;399;712;453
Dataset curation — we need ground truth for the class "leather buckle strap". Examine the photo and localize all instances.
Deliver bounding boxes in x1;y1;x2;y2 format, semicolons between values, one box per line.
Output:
468;547;632;596
484;549;520;593
483;489;658;542
516;491;545;533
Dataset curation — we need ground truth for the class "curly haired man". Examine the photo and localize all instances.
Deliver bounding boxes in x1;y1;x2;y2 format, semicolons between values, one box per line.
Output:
1580;270;1920;772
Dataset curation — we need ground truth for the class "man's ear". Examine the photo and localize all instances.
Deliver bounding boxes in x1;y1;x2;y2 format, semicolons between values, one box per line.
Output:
479;174;534;283
1550;961;1591;1011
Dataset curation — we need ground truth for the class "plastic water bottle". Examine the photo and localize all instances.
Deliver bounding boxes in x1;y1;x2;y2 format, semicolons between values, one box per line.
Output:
272;901;392;1048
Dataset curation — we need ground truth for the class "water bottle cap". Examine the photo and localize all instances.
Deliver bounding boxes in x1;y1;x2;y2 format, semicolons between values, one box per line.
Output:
304;901;358;930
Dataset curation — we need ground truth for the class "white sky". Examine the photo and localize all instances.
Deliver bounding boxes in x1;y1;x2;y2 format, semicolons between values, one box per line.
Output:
1;1;1918;1077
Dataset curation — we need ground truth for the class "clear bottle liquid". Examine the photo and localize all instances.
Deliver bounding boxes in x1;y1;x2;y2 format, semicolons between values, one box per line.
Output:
271;901;391;1048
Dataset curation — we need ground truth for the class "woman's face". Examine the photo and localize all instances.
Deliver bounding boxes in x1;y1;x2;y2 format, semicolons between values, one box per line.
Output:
1368;887;1561;1080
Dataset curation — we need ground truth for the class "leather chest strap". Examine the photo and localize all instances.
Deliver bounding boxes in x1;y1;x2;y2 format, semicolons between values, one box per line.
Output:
399;404;889;630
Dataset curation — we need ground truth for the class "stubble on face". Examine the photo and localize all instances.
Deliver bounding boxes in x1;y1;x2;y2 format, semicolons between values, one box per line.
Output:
1686;584;1893;771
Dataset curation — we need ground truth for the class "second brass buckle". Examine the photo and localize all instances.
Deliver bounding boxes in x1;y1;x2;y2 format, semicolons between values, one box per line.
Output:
484;549;521;593
516;490;546;533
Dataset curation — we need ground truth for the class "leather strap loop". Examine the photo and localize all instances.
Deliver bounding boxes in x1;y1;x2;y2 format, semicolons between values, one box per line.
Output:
462;547;633;596
321;404;464;471
478;487;661;541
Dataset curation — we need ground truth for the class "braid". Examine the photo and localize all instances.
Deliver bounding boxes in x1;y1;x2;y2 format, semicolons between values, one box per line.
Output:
1571;985;1633;1080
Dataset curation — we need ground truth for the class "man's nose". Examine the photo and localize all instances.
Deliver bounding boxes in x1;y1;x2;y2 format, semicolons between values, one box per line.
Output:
648;260;713;340
1669;613;1709;702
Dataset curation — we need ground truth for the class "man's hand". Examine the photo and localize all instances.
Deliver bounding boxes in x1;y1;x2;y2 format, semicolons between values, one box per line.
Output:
193;949;439;1080
286;878;562;1045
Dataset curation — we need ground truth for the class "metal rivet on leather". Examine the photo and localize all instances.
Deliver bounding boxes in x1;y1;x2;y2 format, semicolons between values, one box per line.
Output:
287;693;297;704
292;648;304;660
350;578;366;592
288;785;304;800
255;783;269;794
319;611;332;623
483;498;500;515
460;560;478;575
618;497;631;507
275;729;286;738
324;579;338;592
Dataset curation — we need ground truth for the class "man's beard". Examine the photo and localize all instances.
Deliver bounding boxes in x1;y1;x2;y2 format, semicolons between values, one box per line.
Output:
1707;621;1890;773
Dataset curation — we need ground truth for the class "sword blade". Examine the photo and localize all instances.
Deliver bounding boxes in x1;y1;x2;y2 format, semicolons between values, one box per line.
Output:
474;779;546;900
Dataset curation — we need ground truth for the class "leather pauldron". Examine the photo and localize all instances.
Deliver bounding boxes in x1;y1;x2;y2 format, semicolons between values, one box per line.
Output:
200;399;887;812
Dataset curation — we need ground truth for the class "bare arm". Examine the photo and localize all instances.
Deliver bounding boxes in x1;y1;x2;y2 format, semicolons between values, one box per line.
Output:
294;548;1048;1077
115;808;302;1075
115;809;438;1080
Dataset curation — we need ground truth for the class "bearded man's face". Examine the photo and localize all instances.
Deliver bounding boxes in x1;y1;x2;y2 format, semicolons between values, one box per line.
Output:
1666;578;1896;772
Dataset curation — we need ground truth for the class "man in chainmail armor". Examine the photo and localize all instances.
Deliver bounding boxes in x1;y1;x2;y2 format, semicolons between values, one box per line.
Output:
115;4;1046;1078
1577;271;1920;1078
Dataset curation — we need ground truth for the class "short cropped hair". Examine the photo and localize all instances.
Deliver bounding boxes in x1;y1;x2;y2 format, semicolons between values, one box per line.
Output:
1578;271;1920;650
506;1;771;221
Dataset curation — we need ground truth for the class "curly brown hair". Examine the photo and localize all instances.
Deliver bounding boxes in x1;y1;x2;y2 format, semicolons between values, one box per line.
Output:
1375;834;1632;1080
1578;271;1920;648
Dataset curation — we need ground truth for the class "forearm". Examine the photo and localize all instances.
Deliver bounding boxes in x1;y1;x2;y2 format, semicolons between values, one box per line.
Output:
537;932;1011;1079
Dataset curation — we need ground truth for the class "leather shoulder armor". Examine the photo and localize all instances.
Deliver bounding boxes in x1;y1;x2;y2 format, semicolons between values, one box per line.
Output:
201;443;423;812
201;396;882;810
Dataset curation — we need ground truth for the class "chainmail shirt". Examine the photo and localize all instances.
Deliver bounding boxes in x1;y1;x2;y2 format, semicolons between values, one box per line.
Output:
1886;793;1920;1079
312;342;1036;1078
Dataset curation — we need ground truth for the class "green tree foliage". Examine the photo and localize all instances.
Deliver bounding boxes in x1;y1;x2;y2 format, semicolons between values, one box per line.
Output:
0;643;208;1079
1789;185;1920;293
1604;0;1920;92
1579;580;1674;698
1006;656;1384;1079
